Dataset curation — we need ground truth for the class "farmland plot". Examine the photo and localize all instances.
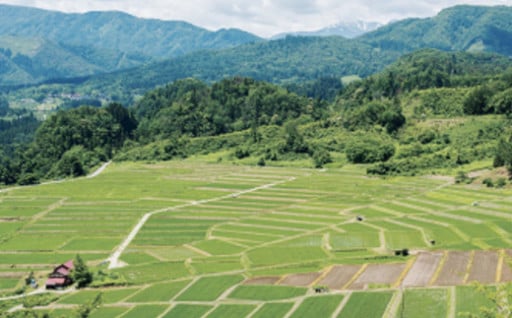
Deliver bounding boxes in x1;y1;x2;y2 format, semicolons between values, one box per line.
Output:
0;161;511;317
337;291;393;318
289;294;344;318
434;251;471;286
399;289;448;318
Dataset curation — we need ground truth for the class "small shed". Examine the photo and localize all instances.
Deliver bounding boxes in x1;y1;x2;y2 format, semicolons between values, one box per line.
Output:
45;260;74;289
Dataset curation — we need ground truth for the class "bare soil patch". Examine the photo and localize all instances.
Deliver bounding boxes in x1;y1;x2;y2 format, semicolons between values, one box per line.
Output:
501;250;512;282
434;251;470;286
467;251;499;284
402;252;443;287
317;265;362;290
279;272;321;287
243;276;281;285
349;263;406;290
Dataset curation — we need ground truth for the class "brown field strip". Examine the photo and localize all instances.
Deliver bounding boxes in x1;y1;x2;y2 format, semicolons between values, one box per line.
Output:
279;272;322;287
241;250;512;292
402;252;443;287
316;265;362;290
467;251;499;284
433;251;471;286
243;276;281;285
349;263;406;290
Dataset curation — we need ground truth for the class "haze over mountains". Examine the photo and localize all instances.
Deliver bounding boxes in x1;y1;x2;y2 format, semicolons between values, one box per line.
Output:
1;4;512;92
272;21;383;39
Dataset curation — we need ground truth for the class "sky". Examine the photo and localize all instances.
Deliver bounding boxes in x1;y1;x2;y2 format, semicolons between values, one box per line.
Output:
1;0;511;37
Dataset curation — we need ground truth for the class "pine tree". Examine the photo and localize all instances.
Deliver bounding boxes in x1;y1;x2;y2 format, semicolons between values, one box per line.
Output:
73;254;93;288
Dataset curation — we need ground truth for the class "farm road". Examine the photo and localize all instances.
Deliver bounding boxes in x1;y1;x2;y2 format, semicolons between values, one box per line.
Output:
87;161;111;178
107;176;296;269
0;161;111;195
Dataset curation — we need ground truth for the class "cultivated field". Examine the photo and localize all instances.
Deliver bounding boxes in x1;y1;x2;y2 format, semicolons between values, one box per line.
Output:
0;161;511;317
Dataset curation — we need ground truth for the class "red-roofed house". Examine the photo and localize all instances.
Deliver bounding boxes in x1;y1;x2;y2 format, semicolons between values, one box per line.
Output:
45;260;74;289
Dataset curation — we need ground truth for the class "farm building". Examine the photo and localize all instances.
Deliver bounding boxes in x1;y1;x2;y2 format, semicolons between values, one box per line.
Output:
45;260;74;289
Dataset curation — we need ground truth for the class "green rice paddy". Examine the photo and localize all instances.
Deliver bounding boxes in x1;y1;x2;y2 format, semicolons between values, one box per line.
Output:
0;161;510;317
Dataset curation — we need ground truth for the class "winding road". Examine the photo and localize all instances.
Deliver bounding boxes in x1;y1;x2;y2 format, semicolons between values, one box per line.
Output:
107;177;295;269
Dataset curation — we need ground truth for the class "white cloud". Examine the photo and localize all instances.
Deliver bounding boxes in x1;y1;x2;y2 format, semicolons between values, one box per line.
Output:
0;0;511;37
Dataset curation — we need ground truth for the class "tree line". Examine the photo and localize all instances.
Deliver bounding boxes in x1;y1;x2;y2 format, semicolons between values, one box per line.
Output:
2;49;512;185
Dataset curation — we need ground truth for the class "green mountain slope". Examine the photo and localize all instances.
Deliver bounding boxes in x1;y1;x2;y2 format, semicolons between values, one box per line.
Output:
0;4;261;85
0;36;103;85
65;36;401;103
0;4;260;60
44;5;512;103
4;5;512;100
360;5;512;55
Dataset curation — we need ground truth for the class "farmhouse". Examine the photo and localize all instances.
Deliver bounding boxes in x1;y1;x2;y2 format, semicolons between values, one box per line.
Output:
45;260;74;289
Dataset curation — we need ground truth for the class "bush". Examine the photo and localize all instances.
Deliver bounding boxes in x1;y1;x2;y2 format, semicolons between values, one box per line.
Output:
17;173;40;186
496;178;507;188
418;129;437;144
482;178;494;188
345;134;395;164
312;148;332;168
234;147;250;159
455;171;469;184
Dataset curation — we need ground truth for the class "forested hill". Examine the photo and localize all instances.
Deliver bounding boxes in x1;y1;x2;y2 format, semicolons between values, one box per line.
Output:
71;36;400;103
360;5;512;55
36;5;512;104
3;50;512;186
0;4;260;85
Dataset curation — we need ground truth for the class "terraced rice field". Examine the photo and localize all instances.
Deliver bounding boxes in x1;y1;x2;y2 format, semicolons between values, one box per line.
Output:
0;161;511;317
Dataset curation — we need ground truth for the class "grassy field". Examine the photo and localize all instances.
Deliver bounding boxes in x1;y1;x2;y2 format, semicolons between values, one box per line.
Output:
289;295;344;318
0;161;510;317
399;288;448;318
337;291;394;318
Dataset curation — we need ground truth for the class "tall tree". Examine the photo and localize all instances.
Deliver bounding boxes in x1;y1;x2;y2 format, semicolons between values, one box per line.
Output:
72;254;93;288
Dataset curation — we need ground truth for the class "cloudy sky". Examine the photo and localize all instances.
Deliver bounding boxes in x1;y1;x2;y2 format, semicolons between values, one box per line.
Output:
1;0;511;37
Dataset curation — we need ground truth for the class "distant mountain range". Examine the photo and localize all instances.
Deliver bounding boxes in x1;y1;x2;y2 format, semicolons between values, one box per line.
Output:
0;4;261;85
59;4;512;102
1;4;512;91
360;5;512;55
272;21;383;39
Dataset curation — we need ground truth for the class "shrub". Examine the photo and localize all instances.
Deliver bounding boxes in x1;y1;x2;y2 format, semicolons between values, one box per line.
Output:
482;178;494;188
496;178;507;188
234;148;250;159
346;135;395;164
418;129;437;144
455;171;469;184
312;148;332;168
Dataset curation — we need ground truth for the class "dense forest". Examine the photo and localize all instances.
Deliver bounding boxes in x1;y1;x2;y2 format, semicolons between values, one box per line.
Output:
1;49;512;186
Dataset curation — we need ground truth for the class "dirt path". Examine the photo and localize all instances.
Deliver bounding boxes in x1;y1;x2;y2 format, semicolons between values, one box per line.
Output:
383;289;402;318
107;177;296;269
0;161;111;194
0;286;74;302
87;161;112;179
447;286;456;318
331;291;351;318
